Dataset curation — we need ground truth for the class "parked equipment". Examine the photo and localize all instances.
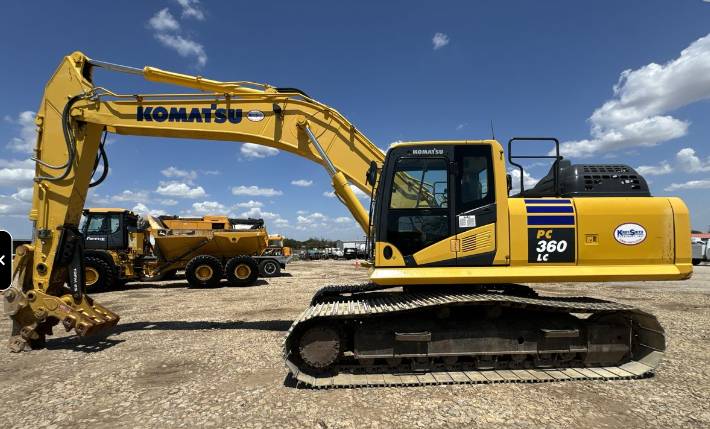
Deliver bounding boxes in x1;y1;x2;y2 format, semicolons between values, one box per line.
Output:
147;215;291;282
81;208;148;291
692;238;709;265
6;53;692;387
81;209;290;291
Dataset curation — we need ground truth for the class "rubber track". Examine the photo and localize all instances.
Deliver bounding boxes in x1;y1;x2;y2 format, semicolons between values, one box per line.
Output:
284;288;665;388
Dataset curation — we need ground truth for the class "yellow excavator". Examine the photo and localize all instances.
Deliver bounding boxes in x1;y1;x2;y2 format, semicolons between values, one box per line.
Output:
5;52;692;387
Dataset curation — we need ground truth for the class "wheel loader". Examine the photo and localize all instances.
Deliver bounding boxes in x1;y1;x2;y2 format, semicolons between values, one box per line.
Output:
4;52;692;387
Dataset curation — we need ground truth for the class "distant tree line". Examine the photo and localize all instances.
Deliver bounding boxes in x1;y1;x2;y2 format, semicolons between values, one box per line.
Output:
284;237;337;248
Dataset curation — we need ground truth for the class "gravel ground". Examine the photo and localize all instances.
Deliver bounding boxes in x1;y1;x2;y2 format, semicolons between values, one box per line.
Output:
1;261;708;429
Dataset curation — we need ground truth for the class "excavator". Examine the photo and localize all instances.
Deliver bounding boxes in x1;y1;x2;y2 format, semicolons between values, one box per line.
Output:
5;52;692;387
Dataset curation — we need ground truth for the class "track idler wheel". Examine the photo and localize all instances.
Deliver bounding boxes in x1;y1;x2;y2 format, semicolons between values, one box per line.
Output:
298;325;342;369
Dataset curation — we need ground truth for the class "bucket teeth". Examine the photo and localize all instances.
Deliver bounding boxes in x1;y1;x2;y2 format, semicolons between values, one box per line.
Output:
7;289;120;348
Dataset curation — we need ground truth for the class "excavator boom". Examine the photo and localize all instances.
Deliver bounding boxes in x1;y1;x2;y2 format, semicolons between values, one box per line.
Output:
7;52;381;350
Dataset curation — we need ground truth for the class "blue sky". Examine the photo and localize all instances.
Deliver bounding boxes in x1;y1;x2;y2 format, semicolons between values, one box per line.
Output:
1;0;710;239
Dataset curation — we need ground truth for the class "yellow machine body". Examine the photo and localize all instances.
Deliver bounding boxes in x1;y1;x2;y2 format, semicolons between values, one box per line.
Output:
152;230;267;264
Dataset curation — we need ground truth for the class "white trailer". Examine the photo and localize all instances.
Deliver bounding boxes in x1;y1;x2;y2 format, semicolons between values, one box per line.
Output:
692;238;709;265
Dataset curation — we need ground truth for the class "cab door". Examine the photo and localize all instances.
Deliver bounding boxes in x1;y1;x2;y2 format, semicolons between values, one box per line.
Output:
378;145;456;266
454;145;497;266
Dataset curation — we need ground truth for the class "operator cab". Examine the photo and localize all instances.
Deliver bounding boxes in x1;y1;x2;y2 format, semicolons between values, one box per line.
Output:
373;142;497;267
81;209;142;251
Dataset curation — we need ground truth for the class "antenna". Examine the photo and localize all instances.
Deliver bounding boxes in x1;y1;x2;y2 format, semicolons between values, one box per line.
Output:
490;120;495;140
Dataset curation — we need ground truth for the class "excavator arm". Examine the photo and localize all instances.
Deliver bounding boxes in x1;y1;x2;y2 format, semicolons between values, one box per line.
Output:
5;51;384;350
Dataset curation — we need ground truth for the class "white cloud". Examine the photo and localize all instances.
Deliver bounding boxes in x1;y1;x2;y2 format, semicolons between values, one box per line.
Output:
296;210;309;215
155;182;208;198
161;166;198;183
241;207;281;220
175;0;205;20
508;169;540;194
201;170;221;176
231;185;282;197
297;215;314;224
5;111;36;153
456;123;467;131
351;187;370;199
297;212;335;227
333;216;351;223
432;33;450;50
156;198;179;206
0;188;32;215
676;148;710;173
291;179;313;187
272;218;290;227
560;32;710;158
240;143;279;160
636;161;673;176
154;34;207;67
148;6;207;68
636;147;710;176
12;188;33;204
0;160;34;188
380;140;402;154
233;200;263;208
87;189;168;206
323;191;336;198
148;8;180;31
664;179;710;191
110;189;152;202
132;203;167;217
187;200;231;216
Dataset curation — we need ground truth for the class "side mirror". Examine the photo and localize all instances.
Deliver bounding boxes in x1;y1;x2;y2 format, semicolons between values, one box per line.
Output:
366;161;378;187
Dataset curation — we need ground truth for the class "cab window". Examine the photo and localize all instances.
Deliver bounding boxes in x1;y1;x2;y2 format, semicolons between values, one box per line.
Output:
85;214;120;235
455;148;495;214
461;156;489;203
389;158;448;209
387;157;450;256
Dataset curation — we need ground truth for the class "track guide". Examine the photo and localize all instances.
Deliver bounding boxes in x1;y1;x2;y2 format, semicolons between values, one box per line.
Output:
284;287;664;388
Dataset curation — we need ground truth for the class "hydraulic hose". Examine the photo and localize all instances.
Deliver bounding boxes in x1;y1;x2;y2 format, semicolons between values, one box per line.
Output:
89;130;109;188
33;93;87;182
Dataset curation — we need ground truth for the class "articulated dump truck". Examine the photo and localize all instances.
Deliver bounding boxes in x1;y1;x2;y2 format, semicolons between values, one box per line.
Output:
6;52;692;387
81;209;291;291
147;214;292;284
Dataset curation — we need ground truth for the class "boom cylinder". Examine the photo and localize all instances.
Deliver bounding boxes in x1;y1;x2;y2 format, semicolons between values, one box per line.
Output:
302;124;371;234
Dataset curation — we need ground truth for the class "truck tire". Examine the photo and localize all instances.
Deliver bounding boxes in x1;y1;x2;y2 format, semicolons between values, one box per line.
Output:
259;259;281;277
85;256;114;293
225;256;259;286
693;259;702;266
185;255;223;287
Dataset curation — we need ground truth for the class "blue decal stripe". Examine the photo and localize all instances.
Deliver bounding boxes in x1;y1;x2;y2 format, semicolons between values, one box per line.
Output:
524;199;571;204
526;206;574;213
527;215;575;226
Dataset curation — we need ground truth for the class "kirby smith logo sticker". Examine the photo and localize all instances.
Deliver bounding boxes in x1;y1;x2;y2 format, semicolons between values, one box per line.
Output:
614;223;647;245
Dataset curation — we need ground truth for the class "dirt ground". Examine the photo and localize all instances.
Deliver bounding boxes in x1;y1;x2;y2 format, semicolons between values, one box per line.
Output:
1;261;708;429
